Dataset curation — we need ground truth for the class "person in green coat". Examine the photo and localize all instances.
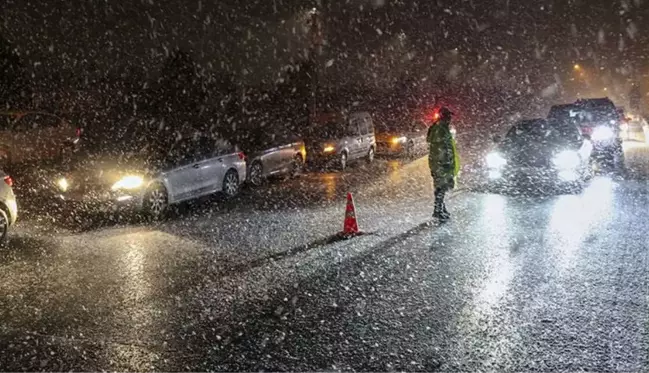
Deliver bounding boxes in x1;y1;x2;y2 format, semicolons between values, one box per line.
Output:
427;107;460;221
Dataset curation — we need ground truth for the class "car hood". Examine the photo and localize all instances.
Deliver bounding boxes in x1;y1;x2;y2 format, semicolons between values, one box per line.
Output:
59;155;158;192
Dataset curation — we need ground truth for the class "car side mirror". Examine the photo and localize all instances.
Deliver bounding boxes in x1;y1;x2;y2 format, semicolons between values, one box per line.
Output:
492;135;502;143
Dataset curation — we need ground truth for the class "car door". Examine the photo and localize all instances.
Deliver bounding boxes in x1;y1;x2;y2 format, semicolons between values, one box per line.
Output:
346;116;363;160
198;137;235;193
263;137;284;175
189;137;225;196
363;114;376;150
277;134;299;173
163;139;205;202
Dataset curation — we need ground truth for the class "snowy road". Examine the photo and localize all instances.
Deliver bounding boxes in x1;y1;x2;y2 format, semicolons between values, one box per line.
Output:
1;142;648;371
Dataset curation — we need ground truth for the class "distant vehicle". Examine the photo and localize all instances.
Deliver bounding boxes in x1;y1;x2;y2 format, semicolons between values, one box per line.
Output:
0;111;81;166
51;135;246;219
375;117;428;158
305;111;376;170
244;134;306;186
0;169;17;245
547;97;624;171
485;118;592;191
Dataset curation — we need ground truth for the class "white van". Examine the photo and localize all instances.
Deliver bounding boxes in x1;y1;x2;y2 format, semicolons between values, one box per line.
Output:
305;111;376;170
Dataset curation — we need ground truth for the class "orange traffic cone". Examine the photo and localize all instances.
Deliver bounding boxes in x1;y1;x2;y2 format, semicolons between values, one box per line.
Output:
342;192;361;237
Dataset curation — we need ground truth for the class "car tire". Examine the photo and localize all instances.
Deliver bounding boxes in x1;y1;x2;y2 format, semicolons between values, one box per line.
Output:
223;169;240;198
366;147;375;164
249;161;263;186
144;183;168;220
0;208;9;247
291;154;304;177
339;152;348;171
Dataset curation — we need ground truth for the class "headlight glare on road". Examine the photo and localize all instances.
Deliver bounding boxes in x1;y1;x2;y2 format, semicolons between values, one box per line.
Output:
486;152;506;169
553;150;581;170
57;177;69;192
111;175;144;191
323;145;335;153
591;126;614;141
391;136;407;144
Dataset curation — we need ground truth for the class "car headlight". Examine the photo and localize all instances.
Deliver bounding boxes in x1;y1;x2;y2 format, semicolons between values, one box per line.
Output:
485;152;506;169
553;150;581;170
391;136;407;144
591;126;615;141
323;145;335;153
56;177;69;192
111;175;144;191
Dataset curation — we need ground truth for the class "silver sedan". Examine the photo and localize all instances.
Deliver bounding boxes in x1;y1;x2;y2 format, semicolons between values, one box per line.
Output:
246;139;306;186
53;136;247;219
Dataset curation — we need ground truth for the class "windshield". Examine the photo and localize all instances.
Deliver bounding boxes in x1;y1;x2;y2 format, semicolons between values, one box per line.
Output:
505;120;567;146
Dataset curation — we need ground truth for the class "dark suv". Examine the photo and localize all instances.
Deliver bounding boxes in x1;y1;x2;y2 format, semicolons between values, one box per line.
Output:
548;97;624;171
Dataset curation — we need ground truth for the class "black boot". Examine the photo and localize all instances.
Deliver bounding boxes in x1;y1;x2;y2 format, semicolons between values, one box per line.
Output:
433;187;449;221
441;202;451;219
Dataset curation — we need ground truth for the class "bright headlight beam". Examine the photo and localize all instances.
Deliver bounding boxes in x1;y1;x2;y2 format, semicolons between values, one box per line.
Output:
553;150;581;170
323;145;335;153
391;136;407;144
486;152;506;169
57;177;69;192
111;175;144;191
591;126;614;141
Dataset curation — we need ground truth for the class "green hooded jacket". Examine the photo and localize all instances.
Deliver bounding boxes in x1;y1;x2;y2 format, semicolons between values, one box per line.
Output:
427;118;460;189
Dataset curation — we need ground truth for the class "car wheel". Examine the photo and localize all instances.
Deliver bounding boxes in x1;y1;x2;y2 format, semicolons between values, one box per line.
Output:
223;170;240;198
367;147;375;163
144;183;168;220
339;152;348;171
0;208;9;247
291;154;304;177
249;162;263;186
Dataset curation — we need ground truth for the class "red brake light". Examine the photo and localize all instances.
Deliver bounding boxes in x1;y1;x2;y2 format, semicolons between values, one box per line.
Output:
4;175;13;187
75;128;82;137
238;152;246;160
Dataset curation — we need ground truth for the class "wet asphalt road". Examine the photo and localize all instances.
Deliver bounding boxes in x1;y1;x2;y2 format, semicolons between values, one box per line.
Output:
1;141;648;371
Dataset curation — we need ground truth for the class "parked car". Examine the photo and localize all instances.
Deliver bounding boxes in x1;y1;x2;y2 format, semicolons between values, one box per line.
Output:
51;134;246;219
0;169;17;245
375;117;428;158
0;111;81;167
485;118;592;192
243;133;306;186
305;111;376;170
547;98;624;171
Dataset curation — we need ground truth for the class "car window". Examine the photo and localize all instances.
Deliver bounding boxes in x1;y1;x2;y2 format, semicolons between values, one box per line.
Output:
349;118;362;136
364;116;373;134
214;138;235;156
13;114;60;132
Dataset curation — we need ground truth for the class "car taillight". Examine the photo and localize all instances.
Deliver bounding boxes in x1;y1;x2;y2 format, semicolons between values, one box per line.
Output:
238;152;246;160
75;128;82;137
4;175;13;187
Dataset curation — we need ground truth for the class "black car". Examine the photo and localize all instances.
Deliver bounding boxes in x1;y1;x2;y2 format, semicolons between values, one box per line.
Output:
548;97;624;171
485;118;592;192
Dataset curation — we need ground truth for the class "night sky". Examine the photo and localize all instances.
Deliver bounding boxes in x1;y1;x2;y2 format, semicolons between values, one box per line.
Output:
1;0;647;94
